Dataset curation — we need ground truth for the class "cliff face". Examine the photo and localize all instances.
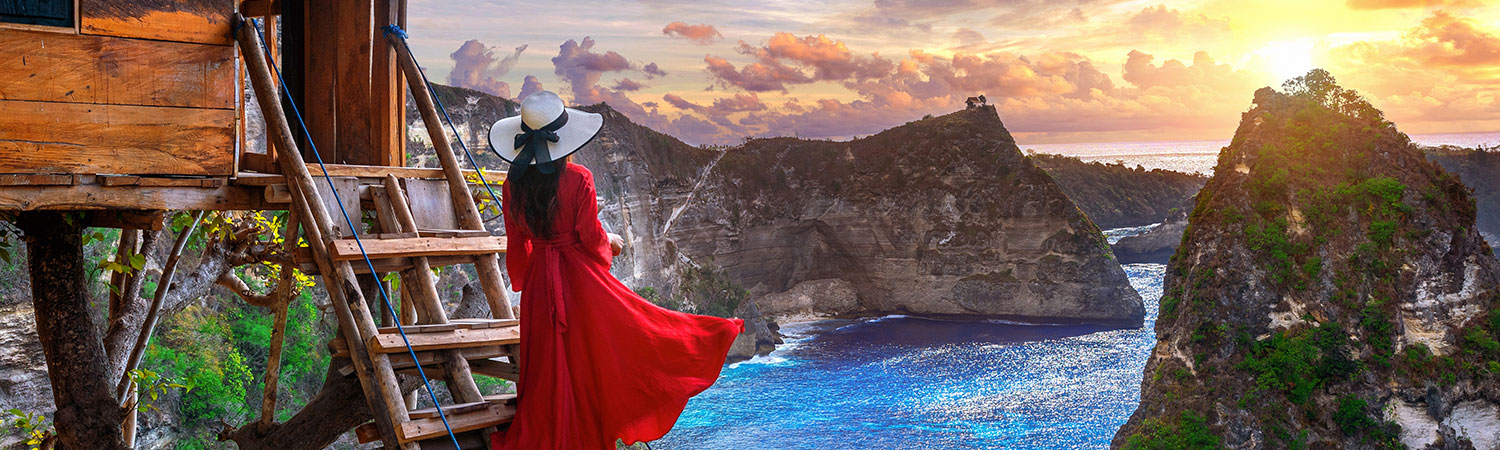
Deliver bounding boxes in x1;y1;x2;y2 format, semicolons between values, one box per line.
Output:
420;87;1145;354
1426;147;1500;257
1030;153;1206;229
1114;73;1500;449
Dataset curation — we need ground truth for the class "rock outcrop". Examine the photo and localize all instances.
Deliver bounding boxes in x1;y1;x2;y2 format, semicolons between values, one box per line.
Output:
1112;206;1190;264
1426;147;1500;257
420;86;1146;362
1030;153;1206;229
1114;71;1500;449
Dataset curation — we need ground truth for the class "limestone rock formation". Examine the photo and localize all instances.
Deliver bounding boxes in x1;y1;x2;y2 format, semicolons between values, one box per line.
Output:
1113;71;1500;449
1030;153;1206;229
421;86;1146;363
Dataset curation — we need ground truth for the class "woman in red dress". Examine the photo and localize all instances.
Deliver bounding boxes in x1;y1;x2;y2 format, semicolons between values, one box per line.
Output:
488;91;744;450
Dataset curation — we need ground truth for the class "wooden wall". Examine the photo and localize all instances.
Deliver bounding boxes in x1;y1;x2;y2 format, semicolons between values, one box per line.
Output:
0;0;239;176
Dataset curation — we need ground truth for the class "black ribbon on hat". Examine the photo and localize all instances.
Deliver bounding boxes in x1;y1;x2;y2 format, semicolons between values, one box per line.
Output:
508;110;569;180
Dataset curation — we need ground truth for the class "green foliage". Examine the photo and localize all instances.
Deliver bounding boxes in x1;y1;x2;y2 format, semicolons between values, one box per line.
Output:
127;368;193;413
667;266;748;318
1239;324;1358;405
2;409;51;450
1367;220;1397;247
1332;395;1404;447
1122;411;1223;450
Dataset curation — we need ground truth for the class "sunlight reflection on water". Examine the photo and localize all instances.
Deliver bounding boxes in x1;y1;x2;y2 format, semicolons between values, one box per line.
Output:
655;236;1167;449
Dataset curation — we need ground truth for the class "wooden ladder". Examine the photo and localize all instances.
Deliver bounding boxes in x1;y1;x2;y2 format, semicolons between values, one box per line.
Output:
235;15;520;449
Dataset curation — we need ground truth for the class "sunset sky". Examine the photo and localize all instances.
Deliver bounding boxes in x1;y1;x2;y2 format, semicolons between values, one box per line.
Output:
403;0;1500;145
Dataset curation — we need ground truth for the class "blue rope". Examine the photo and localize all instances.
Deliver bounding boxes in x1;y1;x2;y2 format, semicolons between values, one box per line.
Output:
383;24;503;217
249;18;462;448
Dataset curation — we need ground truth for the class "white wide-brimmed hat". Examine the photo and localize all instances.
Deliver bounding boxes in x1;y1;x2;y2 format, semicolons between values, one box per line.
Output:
488;91;604;177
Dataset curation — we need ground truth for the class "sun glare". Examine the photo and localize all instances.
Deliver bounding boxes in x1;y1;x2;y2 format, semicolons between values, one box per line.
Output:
1258;40;1317;84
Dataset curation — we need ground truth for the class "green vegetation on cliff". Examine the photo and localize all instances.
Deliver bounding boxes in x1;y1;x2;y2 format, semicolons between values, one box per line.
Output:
1116;70;1500;449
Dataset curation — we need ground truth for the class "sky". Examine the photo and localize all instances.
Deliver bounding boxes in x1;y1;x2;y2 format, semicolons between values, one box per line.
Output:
403;0;1500;145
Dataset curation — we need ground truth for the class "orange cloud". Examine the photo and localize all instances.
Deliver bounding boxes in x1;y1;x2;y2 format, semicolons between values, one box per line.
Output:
662;22;723;45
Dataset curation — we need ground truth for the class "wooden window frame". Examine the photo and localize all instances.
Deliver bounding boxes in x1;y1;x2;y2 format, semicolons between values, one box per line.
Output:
0;0;79;34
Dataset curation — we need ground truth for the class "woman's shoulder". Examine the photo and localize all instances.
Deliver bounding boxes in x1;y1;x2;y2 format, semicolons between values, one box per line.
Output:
563;162;595;184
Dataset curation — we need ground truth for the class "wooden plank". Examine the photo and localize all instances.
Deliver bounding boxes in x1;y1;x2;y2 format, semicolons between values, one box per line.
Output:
449;319;517;329
230;172;284;186
302;0;337;162
329;236;505;261
80;0;234;45
354;422;381;444
469;360;518;381
0;174;76;186
418;229;492;239
403;179;458;230
239;0;280;17
292;250;472;275
0;29;235;109
85;210;165;230
309;164;479;179
332;345;505;375
370;0;405;167
375;322;464;335
368;326;519;353
314;177;360;238
397;400;515;443
0;184;270;210
99;175;224;187
406;401;489;420
0;100;235;176
334;0;373;165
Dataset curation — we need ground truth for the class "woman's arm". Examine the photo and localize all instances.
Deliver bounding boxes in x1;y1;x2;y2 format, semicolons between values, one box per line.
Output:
501;186;533;292
574;172;614;268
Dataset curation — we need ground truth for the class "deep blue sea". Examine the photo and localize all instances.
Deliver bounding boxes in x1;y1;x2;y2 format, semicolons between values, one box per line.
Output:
654;229;1167;449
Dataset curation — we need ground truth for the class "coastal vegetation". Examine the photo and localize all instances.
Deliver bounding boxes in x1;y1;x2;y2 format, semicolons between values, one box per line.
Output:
1029;154;1207;229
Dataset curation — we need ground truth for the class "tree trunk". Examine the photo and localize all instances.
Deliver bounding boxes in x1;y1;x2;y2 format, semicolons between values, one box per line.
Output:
19;211;129;450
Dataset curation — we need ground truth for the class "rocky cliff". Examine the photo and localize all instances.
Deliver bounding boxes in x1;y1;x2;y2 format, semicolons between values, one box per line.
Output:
1426;147;1500;257
1112;205;1190;264
1113;71;1500;449
1030;153;1206;229
421;85;1145;338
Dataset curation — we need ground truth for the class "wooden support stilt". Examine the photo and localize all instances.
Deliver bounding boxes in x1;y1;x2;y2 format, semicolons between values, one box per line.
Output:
259;209;299;431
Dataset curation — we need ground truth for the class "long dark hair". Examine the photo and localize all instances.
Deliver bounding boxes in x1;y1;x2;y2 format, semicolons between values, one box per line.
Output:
508;157;569;237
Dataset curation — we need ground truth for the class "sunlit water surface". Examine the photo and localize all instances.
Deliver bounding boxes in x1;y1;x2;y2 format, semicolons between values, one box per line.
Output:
655;228;1167;449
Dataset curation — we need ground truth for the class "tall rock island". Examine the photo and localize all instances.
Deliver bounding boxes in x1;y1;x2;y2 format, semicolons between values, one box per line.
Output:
1114;71;1500;449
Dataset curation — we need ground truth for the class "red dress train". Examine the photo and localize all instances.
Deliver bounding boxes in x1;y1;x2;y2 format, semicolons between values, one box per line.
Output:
492;163;744;450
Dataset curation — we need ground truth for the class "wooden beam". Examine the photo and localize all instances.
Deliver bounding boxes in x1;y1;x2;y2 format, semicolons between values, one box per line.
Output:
303;0;338;163
240;0;281;17
370;0;407;167
335;0;374;165
0;184;270;211
0;175;77;186
293;251;474;275
97;176;224;187
80;0;234;45
396;400;515;443
328;236;505;261
0;100;236;176
368;326;520;353
85;210;165;230
0;29;236;109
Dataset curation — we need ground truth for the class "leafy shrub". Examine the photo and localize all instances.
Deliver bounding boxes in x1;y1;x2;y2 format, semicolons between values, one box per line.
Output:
1122;410;1223;450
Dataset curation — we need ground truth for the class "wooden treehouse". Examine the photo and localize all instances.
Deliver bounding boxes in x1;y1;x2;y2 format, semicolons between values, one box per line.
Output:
1;0;520;448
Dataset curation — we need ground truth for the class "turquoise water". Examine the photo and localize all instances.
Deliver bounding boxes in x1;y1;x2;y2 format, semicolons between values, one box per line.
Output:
655;258;1166;448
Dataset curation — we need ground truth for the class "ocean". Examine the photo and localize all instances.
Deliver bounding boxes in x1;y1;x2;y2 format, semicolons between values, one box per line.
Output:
1018;131;1500;175
654;229;1166;449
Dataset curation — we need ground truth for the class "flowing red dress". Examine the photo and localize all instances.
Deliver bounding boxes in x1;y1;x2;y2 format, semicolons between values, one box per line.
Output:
491;162;744;450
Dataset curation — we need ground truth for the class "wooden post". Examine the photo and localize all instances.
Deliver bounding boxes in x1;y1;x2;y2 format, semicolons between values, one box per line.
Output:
334;0;374;165
235;15;413;448
302;0;338;163
389;36;515;320
259;210;299;431
372;0;408;167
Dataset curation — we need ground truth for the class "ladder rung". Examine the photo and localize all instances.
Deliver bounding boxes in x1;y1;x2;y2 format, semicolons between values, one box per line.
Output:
468;359;518;381
449;318;518;329
334;346;506;377
407;400;490;419
294;248;474;274
329;236;506;261
397;399;516;443
419;229;493;238
369;326;519;353
375;319;517;335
